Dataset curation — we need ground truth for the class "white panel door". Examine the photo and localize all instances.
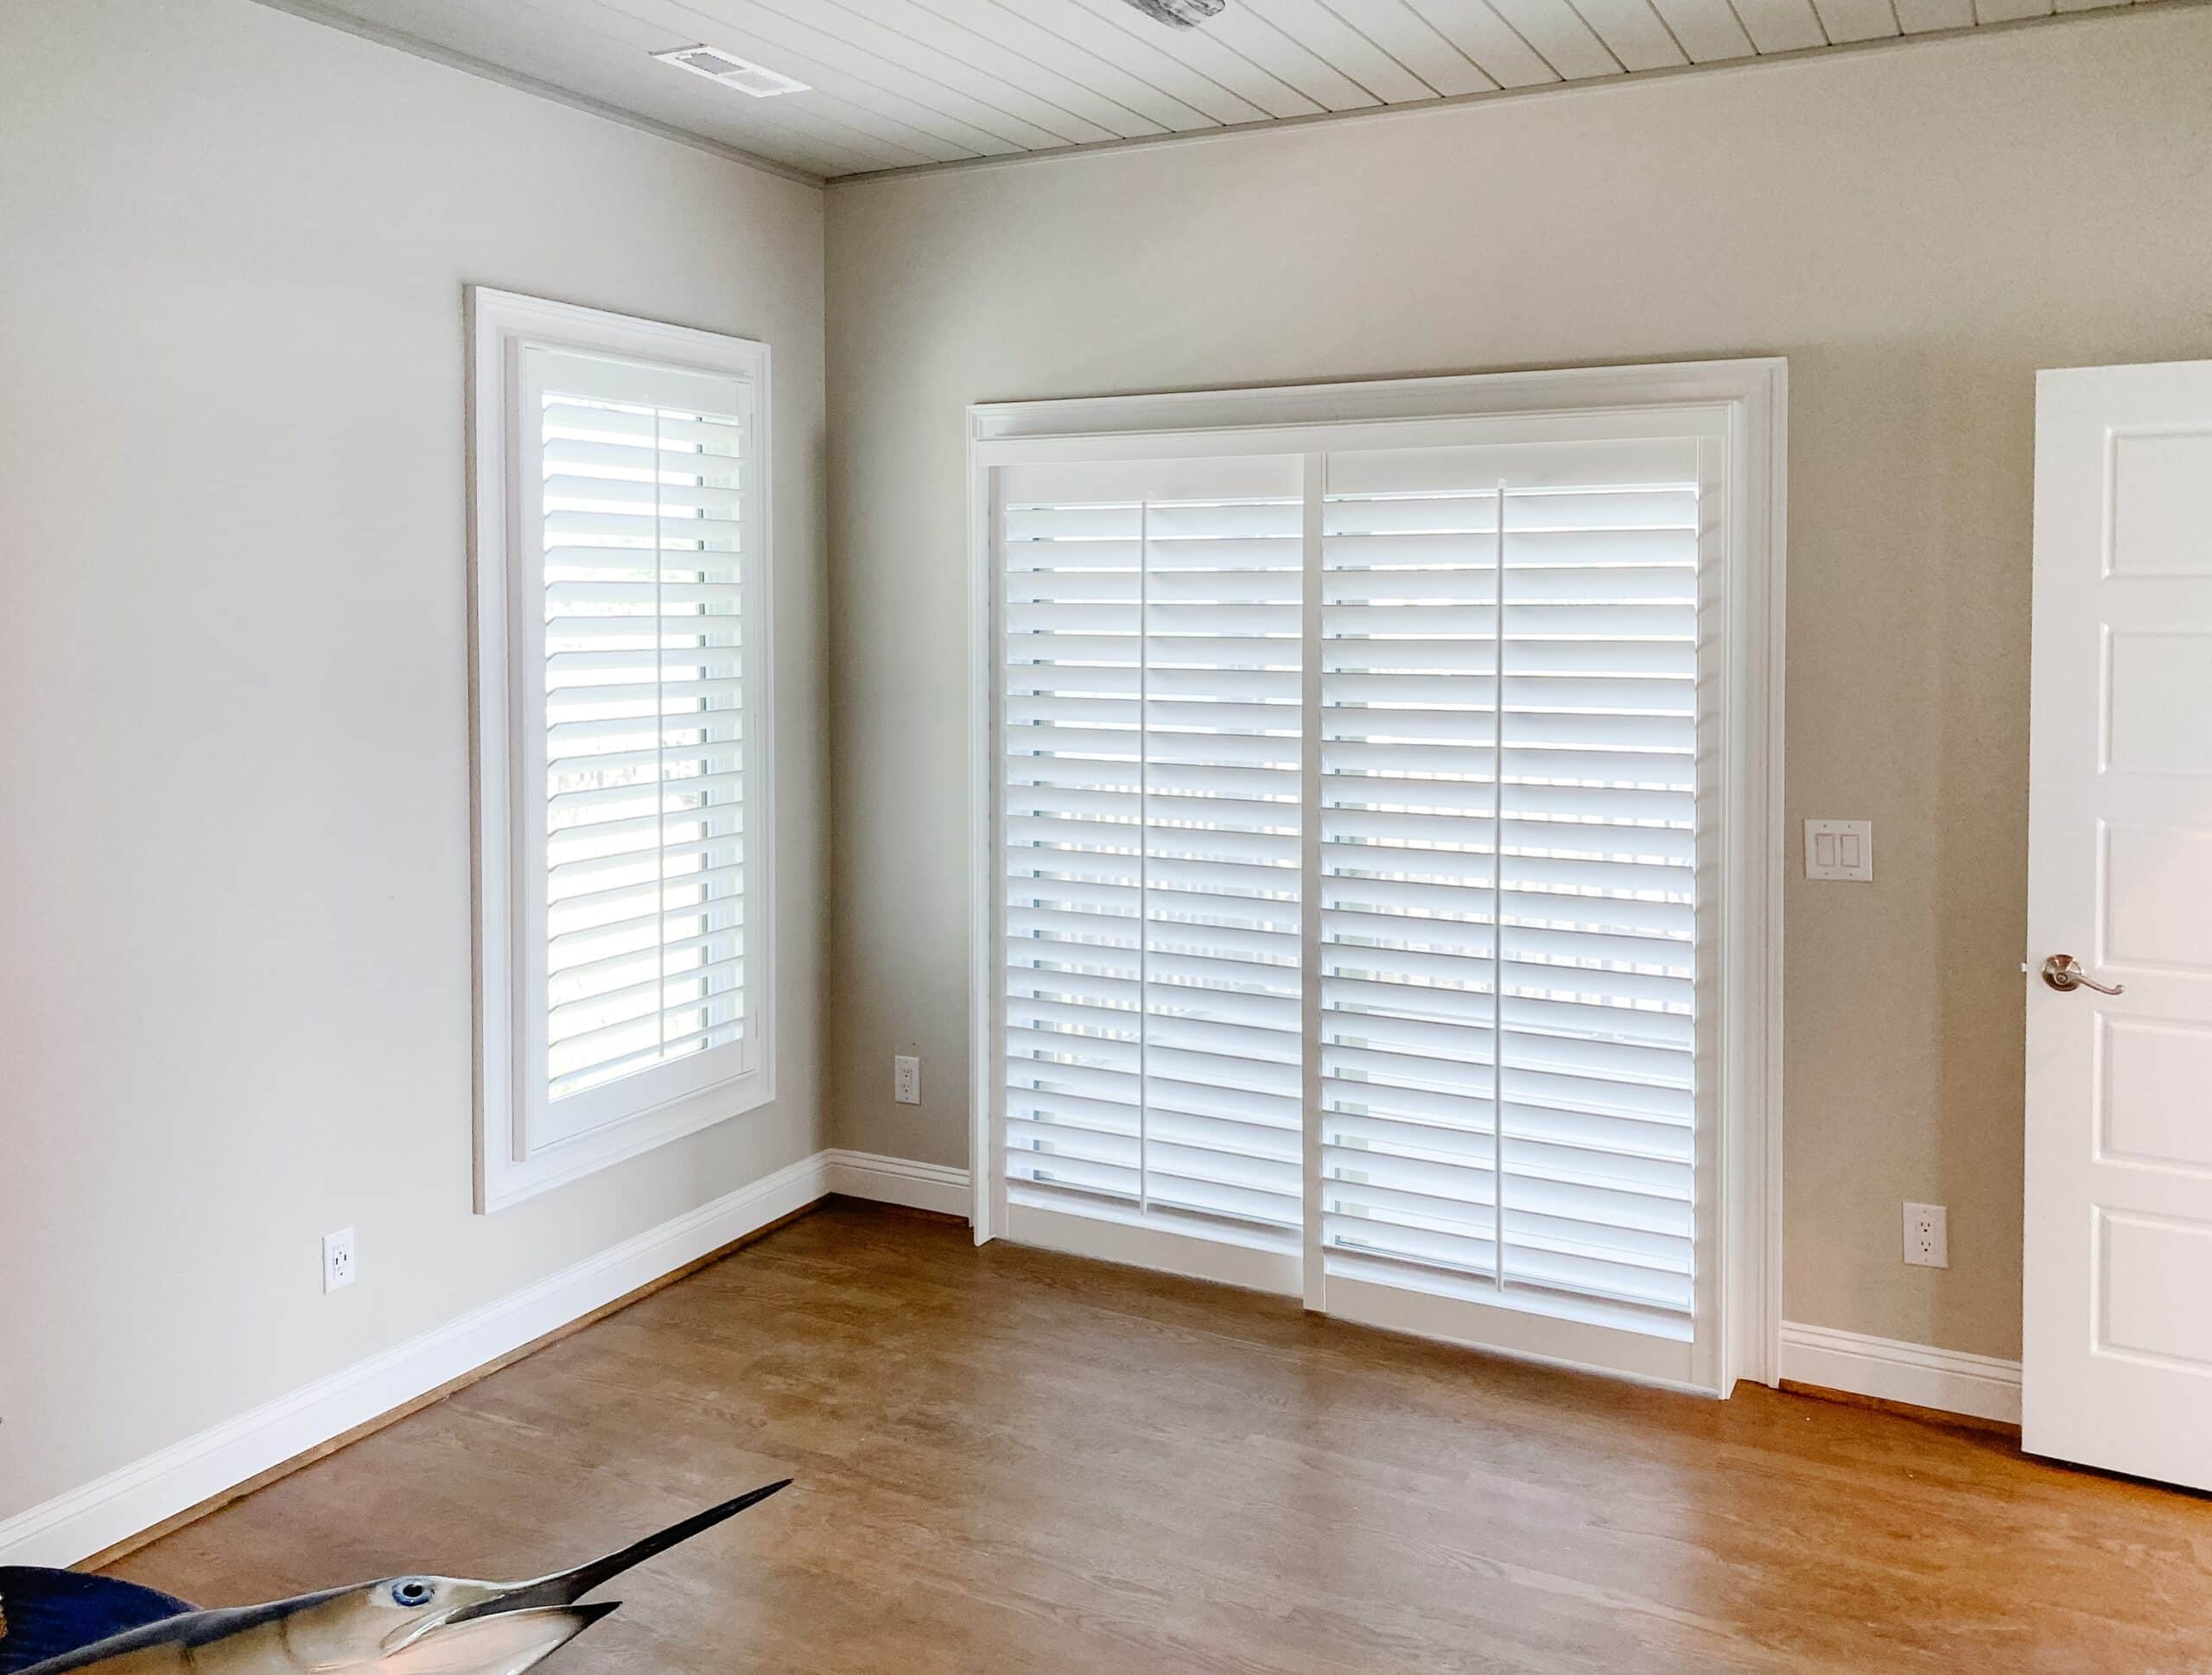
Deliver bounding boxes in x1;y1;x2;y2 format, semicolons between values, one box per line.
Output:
2025;359;2212;1488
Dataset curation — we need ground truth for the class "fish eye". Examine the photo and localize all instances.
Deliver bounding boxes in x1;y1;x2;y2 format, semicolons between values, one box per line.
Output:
390;1579;436;1608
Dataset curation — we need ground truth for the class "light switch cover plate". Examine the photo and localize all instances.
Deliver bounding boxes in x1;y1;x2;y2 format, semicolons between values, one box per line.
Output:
1804;818;1874;882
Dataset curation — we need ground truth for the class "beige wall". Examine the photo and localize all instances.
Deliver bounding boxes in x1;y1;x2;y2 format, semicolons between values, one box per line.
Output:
0;0;826;1516
823;5;2212;1363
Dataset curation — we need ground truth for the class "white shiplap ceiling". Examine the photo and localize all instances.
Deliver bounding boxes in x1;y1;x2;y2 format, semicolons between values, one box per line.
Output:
266;0;2150;181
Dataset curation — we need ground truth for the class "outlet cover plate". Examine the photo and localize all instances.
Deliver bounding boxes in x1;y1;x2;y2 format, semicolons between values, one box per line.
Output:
1903;1202;1948;1269
893;1055;920;1106
323;1227;357;1293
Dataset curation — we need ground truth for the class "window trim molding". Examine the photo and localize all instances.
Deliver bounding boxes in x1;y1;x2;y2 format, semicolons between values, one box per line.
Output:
467;286;776;1214
965;358;1785;1392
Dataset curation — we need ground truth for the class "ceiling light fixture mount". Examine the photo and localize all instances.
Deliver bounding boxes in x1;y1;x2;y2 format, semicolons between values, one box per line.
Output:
651;45;810;98
1116;0;1228;26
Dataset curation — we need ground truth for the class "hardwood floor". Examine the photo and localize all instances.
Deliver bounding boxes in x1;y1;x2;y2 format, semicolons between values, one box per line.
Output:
109;1201;2212;1673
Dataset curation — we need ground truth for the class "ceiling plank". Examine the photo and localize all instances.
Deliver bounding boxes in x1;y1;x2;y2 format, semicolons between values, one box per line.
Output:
979;0;1269;125
1567;0;1693;67
915;0;1225;131
1313;0;1503;95
1398;0;1561;88
1806;0;1900;41
741;0;1124;144
1186;4;1389;107
1480;0;1624;78
817;0;1169;139
1644;0;1756;59
1236;0;1452;99
1055;0;1330;119
1893;0;1971;28
1728;0;1828;51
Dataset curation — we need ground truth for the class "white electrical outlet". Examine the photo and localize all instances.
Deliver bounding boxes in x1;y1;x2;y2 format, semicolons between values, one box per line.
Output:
893;1055;921;1106
323;1227;357;1293
1903;1202;1948;1269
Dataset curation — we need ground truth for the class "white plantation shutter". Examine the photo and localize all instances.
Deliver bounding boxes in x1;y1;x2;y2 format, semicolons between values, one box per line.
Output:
1316;441;1700;1343
524;351;753;1144
1001;458;1307;1250
473;295;773;1214
982;368;1781;1387
996;444;1704;1319
525;358;755;1127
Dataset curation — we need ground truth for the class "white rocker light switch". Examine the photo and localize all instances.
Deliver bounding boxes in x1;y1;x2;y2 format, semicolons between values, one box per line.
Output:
1805;818;1873;882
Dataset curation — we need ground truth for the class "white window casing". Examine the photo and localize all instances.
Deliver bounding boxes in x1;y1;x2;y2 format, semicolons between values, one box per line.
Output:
970;362;1784;1395
470;289;774;1213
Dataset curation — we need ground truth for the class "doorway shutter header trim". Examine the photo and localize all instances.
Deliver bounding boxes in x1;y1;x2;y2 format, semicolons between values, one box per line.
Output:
971;359;1782;454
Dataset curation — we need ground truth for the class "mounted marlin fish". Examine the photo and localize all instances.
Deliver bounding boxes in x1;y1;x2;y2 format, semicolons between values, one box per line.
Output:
0;1481;789;1675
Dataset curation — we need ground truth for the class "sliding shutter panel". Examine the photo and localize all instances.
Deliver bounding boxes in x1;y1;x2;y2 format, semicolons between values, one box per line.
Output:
1001;476;1147;1205
1494;466;1699;1335
1138;467;1305;1236
1318;458;1507;1287
1316;440;1703;1342
522;348;756;1147
1001;458;1306;1253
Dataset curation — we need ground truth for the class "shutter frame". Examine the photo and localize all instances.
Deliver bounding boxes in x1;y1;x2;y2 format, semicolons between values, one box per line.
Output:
469;289;776;1215
975;360;1789;1395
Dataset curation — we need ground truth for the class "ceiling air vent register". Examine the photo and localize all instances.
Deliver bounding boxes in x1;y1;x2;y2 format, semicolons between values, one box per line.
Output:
650;45;810;97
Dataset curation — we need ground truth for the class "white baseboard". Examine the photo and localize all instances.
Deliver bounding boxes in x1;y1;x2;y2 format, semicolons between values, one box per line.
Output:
823;1149;972;1217
0;1147;975;1569
1780;1321;2022;1424
0;1152;835;1567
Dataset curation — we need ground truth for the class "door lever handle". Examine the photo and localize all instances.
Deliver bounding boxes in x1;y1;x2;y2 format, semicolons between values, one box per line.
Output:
2040;954;2125;996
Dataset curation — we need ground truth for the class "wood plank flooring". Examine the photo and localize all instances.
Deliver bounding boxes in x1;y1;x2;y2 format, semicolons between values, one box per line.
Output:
109;1202;2212;1674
